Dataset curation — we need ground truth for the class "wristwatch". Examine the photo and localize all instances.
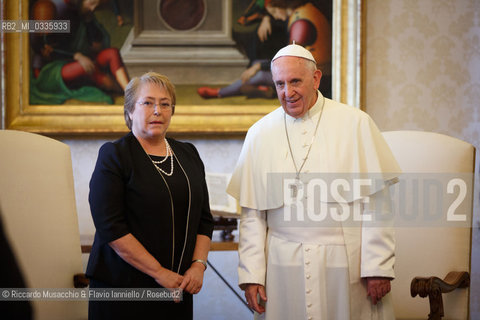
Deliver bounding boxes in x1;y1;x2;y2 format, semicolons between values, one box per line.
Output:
192;259;207;270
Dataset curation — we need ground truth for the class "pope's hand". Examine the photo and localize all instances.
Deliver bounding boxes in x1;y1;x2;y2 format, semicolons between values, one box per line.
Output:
366;277;391;305
244;283;267;314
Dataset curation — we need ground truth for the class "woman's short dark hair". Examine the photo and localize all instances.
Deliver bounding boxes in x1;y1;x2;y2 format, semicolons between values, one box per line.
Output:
123;72;176;130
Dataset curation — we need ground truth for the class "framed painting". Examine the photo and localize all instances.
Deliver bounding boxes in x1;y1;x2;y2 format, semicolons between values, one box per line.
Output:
3;0;363;136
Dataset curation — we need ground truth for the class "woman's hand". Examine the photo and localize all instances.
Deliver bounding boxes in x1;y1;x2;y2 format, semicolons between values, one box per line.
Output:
153;268;184;303
180;262;205;294
181;235;210;294
155;267;184;289
109;233;184;299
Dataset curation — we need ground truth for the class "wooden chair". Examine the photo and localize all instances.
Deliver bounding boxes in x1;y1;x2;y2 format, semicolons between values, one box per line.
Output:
0;130;88;320
382;130;474;320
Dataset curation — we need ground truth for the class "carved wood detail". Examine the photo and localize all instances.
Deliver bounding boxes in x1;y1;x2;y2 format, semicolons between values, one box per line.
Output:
410;271;470;320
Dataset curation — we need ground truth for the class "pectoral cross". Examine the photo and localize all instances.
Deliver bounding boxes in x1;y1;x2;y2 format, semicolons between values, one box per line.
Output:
290;178;303;199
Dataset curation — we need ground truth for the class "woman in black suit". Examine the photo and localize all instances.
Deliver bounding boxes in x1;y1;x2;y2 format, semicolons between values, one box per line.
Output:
86;72;214;319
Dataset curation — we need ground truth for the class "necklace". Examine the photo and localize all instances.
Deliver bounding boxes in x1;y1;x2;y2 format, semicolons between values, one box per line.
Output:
142;139;192;273
150;139;174;176
284;96;325;198
151;138;171;164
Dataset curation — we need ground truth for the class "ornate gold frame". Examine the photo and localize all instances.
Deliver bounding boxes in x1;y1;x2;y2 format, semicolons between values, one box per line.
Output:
4;0;363;136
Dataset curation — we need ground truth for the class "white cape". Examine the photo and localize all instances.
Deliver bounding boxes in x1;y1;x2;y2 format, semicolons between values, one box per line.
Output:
227;96;401;210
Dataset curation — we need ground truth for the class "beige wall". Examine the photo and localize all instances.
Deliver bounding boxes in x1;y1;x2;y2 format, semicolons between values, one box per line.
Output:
365;0;479;146
364;0;479;317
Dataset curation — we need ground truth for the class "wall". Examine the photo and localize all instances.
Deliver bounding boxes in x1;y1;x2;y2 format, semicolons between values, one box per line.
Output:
365;0;479;317
365;0;479;145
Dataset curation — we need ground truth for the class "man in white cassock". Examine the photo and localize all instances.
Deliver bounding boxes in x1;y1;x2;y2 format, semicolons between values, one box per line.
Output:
227;43;401;320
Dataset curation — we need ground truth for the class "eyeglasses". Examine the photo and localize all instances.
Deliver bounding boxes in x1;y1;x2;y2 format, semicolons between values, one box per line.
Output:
136;101;175;111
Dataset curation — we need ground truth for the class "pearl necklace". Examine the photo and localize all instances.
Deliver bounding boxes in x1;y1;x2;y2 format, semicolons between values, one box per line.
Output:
141;138;192;273
150;138;174;176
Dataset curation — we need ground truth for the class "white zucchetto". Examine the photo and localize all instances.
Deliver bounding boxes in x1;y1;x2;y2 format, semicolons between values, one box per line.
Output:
272;42;316;64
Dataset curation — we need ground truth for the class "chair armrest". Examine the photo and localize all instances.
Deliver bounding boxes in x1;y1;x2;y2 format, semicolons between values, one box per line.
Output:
73;273;90;288
411;271;470;320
